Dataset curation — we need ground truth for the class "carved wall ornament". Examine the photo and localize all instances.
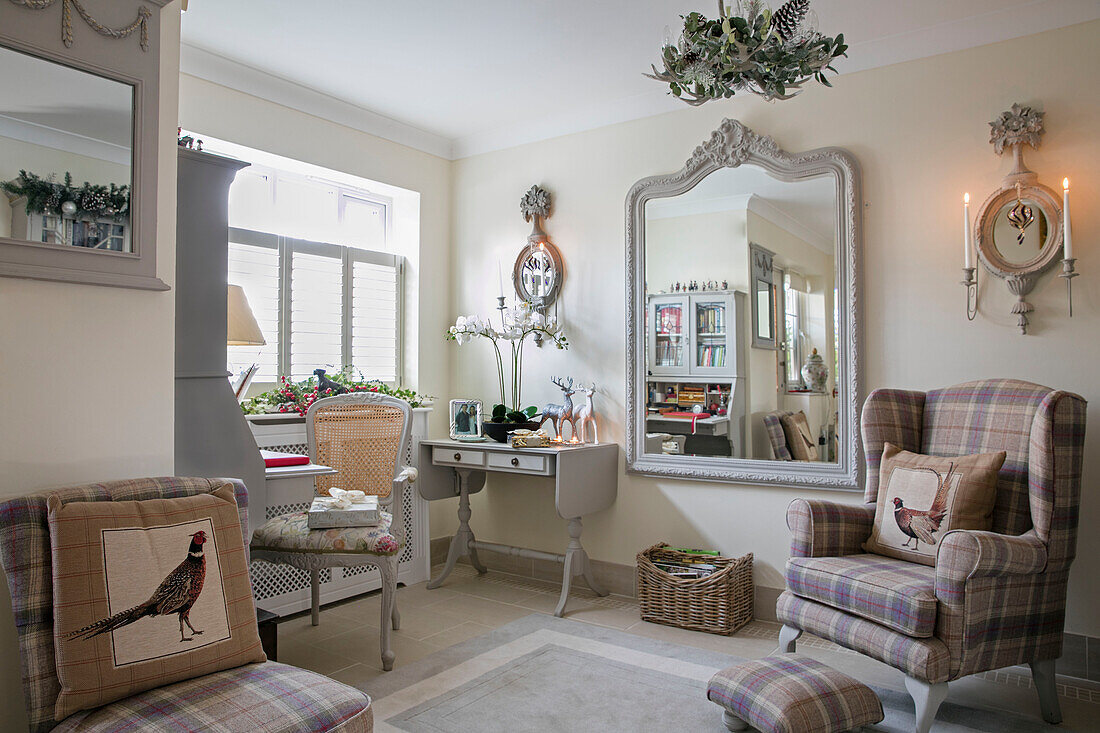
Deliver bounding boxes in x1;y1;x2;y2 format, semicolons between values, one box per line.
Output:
969;102;1073;334
513;185;564;320
6;0;153;50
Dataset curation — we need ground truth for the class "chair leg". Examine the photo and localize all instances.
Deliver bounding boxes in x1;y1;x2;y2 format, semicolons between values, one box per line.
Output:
1030;659;1062;724
904;676;948;733
391;596;401;631
777;624;802;653
721;710;749;731
310;569;320;627
378;560;396;671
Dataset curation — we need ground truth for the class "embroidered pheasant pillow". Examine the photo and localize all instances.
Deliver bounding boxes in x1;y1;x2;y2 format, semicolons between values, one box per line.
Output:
863;443;1006;566
47;484;266;720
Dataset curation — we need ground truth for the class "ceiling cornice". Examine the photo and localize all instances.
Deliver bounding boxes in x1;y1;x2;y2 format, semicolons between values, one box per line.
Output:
180;2;1100;162
179;42;455;160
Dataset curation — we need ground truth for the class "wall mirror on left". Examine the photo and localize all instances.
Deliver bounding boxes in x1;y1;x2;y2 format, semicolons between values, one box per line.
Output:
0;0;168;290
0;45;134;253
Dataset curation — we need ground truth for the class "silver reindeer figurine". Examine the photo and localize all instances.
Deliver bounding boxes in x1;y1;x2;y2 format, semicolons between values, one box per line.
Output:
538;376;575;439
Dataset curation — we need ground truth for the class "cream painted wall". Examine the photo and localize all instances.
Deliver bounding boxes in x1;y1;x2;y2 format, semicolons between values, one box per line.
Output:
446;21;1100;637
0;6;183;729
646;209;748;291
177;73;453;436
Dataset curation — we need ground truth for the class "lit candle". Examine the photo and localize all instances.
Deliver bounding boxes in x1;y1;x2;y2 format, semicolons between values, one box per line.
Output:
1063;178;1072;260
963;193;973;269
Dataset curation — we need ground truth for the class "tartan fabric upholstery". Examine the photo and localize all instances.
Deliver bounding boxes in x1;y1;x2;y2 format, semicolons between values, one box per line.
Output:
786;554;937;637
922;379;1050;536
861;389;925;503
50;662;372;733
786;499;874;558
0;477;246;733
763;411;794;460
782;379;1086;687
707;653;883;733
777;592;951;682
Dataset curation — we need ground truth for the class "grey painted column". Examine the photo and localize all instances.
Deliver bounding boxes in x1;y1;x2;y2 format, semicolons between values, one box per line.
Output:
174;148;265;534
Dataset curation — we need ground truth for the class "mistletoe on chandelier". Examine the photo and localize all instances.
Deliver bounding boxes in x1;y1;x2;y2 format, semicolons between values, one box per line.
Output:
646;0;847;105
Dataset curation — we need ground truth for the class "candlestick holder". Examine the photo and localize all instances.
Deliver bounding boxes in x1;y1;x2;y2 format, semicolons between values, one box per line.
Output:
961;266;977;321
1060;258;1078;317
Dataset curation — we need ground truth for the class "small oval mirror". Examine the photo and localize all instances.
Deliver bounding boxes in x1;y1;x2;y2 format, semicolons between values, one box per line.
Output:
992;199;1048;265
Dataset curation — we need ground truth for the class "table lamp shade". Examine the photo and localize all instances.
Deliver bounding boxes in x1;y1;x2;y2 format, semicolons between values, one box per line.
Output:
227;284;266;346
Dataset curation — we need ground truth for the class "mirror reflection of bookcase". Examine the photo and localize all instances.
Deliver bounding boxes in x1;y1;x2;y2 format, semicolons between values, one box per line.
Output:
645;291;746;457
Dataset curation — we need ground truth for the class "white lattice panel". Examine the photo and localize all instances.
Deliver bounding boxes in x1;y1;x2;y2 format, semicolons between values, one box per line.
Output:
246;409;432;615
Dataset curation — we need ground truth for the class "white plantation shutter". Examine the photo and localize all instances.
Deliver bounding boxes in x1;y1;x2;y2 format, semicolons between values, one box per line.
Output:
227;237;279;380
352;256;400;383
290;247;343;380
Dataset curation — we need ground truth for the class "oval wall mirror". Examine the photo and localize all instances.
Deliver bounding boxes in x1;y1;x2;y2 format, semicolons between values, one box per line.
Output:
625;119;863;489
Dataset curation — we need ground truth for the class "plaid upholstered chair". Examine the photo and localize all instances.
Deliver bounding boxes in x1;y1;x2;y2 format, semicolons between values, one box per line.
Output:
776;379;1086;733
762;410;795;460
0;476;373;733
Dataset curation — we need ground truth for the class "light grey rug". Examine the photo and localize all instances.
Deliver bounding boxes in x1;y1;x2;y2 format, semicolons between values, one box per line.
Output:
366;615;1057;733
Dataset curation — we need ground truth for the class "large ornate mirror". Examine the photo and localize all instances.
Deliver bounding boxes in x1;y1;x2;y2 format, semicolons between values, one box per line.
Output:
626;119;862;489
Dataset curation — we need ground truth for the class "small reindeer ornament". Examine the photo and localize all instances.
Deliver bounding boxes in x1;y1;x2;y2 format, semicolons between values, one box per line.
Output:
538;377;575;439
575;383;599;444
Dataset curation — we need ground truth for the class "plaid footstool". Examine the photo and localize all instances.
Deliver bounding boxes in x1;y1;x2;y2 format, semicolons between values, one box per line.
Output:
707;654;883;733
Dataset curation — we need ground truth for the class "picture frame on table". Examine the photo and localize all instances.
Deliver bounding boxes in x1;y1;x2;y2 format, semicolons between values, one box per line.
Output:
449;399;484;440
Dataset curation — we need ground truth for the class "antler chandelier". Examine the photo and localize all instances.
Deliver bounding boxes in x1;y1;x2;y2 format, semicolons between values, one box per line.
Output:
646;0;847;105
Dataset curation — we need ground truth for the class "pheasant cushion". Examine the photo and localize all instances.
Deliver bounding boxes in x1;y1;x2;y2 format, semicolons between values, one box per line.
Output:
863;443;1006;566
47;484;266;720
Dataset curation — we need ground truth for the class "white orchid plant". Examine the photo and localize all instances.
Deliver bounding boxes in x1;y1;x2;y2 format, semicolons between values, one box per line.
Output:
446;301;569;424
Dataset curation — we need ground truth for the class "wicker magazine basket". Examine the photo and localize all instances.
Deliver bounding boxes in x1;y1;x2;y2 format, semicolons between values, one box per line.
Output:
636;543;753;635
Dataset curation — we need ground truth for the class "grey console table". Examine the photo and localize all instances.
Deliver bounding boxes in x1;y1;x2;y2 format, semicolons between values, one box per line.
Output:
418;439;618;616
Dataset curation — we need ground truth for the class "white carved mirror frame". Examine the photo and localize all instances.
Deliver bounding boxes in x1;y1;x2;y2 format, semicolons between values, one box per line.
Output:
0;0;170;291
625;119;864;489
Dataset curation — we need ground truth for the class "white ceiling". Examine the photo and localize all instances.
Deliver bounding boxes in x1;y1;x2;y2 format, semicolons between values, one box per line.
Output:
180;0;1100;160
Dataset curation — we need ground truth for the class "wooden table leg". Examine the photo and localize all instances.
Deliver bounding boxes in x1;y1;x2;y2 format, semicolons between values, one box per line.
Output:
554;517;608;617
428;468;484;589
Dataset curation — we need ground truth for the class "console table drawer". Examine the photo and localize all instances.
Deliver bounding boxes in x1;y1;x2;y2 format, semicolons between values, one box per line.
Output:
487;451;550;475
433;447;486;467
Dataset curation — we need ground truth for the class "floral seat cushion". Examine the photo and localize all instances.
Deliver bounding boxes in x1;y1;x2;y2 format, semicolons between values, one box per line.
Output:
252;509;400;556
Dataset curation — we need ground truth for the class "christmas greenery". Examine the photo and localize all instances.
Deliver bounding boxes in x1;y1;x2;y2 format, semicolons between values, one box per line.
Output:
240;367;430;416
1;170;130;220
647;0;847;105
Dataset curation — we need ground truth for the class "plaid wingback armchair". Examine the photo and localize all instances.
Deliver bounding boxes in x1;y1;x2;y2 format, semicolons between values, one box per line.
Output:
775;379;1086;733
0;476;373;733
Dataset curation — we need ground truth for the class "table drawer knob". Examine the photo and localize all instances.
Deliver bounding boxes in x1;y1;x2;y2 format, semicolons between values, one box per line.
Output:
454;453;462;461
511;457;520;467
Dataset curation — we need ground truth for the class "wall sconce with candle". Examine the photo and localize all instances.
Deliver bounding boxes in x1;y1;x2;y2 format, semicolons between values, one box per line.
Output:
964;103;1076;334
512;185;564;343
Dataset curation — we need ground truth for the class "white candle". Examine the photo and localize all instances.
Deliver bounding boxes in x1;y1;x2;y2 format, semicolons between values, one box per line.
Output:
1063;178;1073;260
498;261;505;297
963;193;973;269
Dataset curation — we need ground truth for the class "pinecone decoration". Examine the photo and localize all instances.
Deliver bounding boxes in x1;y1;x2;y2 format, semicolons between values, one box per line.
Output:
772;0;809;40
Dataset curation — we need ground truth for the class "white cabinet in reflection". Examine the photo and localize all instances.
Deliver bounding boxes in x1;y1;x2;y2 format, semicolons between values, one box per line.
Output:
645;291;747;457
647;291;743;378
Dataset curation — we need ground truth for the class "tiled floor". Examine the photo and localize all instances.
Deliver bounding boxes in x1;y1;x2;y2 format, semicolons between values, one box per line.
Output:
277;563;1100;727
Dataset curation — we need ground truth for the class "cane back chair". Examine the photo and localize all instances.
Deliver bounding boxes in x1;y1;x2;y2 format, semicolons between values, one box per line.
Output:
250;393;417;671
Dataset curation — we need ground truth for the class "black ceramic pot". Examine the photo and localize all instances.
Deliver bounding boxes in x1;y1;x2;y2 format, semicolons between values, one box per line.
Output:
482;420;541;443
